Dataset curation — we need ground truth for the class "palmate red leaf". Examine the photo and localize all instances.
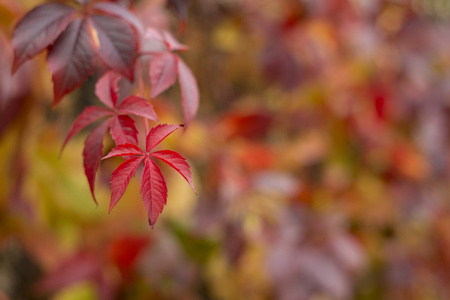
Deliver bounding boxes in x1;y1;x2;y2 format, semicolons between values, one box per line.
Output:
151;150;196;194
47;18;97;106
102;124;194;227
146;123;183;152
12;3;76;73
95;71;120;109
61;106;113;152
141;159;168;228
83;119;111;205
109;156;144;212
109;115;138;146
149;52;178;98
118;96;159;122
91;15;137;81
176;57;199;124
103;143;144;159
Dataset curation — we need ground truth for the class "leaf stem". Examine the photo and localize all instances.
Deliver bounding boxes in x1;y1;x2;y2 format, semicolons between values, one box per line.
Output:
136;59;149;137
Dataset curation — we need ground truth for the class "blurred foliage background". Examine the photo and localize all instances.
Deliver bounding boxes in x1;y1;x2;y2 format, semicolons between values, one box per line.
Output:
2;0;450;299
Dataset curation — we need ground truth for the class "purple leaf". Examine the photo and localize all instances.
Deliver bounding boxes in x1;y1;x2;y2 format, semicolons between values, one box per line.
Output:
47;18;97;106
91;15;137;81
94;2;144;35
12;3;76;72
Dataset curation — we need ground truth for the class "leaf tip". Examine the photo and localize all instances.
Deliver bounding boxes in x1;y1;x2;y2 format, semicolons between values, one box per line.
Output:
148;220;155;229
92;196;98;207
52;94;63;108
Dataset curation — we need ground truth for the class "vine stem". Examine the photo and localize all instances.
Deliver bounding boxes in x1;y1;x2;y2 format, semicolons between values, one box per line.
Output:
136;58;149;137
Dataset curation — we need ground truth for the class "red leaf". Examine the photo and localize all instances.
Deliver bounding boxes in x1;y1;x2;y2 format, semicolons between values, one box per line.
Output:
102;124;196;227
149;52;178;98
93;2;144;36
83;119;111;205
91;15;137;81
108;236;149;279
12;3;76;72
109;115;138;146
177;57;199;124
118;95;159;122
47;18;97;106
61;106;113;152
151;150;196;194
146;123;182;153
141;159;167;228
109;156;144;212
95;71;121;109
103;143;144;160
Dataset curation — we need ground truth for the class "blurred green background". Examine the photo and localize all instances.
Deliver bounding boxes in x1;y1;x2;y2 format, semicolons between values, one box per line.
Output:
2;0;450;299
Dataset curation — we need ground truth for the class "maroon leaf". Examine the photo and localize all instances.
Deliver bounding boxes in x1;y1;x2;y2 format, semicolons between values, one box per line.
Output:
176;57;199;124
109;156;144;212
146;123;182;152
12;2;142;105
12;3;76;72
47;18;97;106
93;2;144;35
91;15;137;81
118;96;159;122
109;115;138;146
141;158;167;228
61;106;113;152
83;119;111;205
151;150;196;194
149;52;178;98
103;143;144;159
95;71;121;109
